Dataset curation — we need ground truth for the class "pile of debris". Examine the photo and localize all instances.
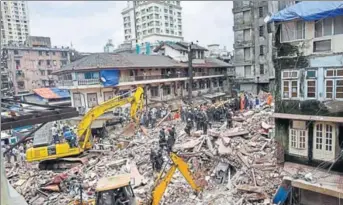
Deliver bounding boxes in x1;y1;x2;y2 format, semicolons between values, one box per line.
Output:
6;107;283;205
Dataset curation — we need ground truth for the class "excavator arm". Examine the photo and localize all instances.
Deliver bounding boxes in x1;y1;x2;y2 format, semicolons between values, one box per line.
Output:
151;152;202;205
77;87;144;149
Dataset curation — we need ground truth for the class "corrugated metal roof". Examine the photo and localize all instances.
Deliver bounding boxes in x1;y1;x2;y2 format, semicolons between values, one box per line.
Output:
33;88;70;99
54;53;232;74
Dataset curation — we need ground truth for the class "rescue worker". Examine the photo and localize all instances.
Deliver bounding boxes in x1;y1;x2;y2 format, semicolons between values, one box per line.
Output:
184;118;193;136
150;148;157;171
155;149;164;172
51;123;59;144
151;110;157;128
159;128;167;149
63;127;74;148
226;108;233;129
167;126;176;152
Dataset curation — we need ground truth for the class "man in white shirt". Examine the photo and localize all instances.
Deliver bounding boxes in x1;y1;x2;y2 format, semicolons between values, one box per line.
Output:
51;124;59;144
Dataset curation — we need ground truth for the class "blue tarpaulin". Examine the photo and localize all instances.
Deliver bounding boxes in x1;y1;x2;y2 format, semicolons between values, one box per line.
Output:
50;88;70;98
100;70;120;87
273;185;291;204
136;44;140;54
269;1;343;22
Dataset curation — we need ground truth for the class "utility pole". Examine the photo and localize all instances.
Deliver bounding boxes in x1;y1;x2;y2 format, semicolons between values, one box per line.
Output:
187;42;194;103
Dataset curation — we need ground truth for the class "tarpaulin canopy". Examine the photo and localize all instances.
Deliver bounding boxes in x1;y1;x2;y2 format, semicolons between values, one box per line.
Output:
268;1;343;23
33;88;70;99
100;70;120;87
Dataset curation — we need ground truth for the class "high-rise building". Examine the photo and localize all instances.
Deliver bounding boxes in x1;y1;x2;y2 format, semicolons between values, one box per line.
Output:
0;1;30;46
121;1;184;54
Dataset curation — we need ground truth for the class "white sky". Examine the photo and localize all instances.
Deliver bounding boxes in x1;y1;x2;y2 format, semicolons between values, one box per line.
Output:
28;1;233;52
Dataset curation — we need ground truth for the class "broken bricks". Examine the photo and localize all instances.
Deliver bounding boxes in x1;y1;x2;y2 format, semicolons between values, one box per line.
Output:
6;106;281;205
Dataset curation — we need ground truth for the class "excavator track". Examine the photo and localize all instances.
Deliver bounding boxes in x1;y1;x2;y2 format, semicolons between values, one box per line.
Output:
38;153;100;171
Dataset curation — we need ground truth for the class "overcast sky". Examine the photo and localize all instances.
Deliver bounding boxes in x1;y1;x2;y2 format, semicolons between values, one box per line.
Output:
28;1;233;52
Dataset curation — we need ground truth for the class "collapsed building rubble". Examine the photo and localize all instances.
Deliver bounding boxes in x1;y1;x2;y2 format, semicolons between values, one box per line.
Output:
5;106;283;205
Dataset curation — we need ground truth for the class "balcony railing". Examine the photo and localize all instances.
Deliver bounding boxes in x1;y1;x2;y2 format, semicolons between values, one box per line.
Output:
57;71;227;87
58;80;73;86
78;79;100;85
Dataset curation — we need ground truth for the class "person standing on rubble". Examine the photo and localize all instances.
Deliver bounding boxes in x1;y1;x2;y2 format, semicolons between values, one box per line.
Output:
159;128;167;150
184;118;193;136
226;108;233;129
51;123;59;144
151;110;157;128
167;126;176;152
150;148;157;171
155;149;164;172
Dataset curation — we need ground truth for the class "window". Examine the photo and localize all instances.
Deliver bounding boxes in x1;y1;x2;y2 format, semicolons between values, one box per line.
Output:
46;51;49;56
87;93;98;108
306;70;317;98
259;26;264;37
258;7;263;18
14;50;19;55
259;45;264;55
313;122;336;161
52;51;56;55
307;80;316;98
46;60;51;66
150;86;159;97
40;70;45;75
103;91;113;101
38;51;42;56
290;129;307;149
325;69;343;100
313;40;331;52
163;86;171;95
244;48;250;61
243;29;250;41
38;60;42;66
282;70;299;99
73;93;82;107
334;16;343;35
83;72;99;79
243;11;250;24
47;70;52;75
281;21;305;42
244;65;251;77
260;64;264;75
53;60;57;66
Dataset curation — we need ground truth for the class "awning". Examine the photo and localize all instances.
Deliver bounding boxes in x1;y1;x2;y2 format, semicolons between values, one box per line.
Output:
268;1;343;23
272;113;343;123
283;162;343;198
33;88;70;99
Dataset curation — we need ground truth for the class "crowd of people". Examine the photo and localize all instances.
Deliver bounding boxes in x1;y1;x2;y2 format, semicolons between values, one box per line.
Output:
139;107;172;128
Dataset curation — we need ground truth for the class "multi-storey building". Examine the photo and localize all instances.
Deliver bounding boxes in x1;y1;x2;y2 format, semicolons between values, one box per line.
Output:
121;1;183;54
0;1;30;46
2;36;70;94
269;2;343;204
55;42;234;115
232;1;283;93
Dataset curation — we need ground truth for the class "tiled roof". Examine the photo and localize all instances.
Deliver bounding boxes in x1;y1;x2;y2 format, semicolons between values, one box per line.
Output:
54;53;232;74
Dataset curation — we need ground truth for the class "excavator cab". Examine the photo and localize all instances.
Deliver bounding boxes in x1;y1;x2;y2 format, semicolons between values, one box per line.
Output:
95;174;137;205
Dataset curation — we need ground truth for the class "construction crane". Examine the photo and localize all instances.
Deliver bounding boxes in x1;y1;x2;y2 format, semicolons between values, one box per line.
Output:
70;152;202;205
25;87;144;169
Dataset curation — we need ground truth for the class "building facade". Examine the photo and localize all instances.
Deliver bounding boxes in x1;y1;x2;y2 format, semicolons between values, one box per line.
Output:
0;1;30;46
2;37;71;94
55;42;234;114
121;1;184;54
232;1;284;93
270;3;343;204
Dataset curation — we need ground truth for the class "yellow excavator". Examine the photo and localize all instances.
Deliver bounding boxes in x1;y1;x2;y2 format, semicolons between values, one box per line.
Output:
26;87;144;169
71;152;202;205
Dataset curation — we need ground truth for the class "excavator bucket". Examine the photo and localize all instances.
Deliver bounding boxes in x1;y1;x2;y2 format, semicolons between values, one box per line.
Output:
121;122;137;137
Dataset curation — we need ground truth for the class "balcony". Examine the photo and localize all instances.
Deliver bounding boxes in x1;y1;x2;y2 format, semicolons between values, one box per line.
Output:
234;40;253;49
78;79;100;85
57;71;227;89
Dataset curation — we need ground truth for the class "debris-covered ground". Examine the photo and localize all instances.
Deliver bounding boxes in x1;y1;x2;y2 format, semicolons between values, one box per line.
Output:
5;105;284;205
